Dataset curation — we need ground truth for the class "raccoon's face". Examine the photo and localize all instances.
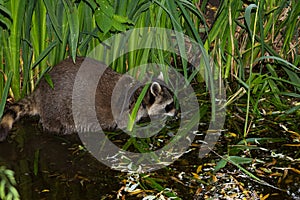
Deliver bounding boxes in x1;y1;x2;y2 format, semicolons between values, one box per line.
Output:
146;82;175;117
113;73;176;129
135;80;176;122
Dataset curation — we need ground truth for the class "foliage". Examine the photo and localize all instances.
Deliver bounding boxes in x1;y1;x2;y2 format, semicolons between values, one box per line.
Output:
0;166;20;200
0;0;297;118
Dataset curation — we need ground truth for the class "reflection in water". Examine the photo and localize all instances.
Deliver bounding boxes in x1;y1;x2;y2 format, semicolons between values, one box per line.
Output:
0;118;121;199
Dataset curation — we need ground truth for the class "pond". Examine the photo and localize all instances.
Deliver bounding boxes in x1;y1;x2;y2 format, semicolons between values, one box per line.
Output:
0;112;299;199
0;118;121;199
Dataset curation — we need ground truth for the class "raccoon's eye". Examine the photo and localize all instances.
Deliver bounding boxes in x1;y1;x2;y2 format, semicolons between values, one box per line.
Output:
165;102;174;113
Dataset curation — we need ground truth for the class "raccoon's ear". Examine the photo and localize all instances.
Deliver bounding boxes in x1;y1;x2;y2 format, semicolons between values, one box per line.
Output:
150;82;162;97
157;72;164;81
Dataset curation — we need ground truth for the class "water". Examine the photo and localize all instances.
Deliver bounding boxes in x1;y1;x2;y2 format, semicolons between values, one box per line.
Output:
0;118;121;199
1;115;299;199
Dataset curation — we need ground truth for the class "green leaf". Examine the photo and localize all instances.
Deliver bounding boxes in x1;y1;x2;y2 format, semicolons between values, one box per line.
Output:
284;104;300;115
0;179;5;199
4;169;15;184
43;0;62;42
0;71;13;118
96;0;114;17
0;5;12;17
176;1;203;45
283;68;300;92
0;16;11;29
244;4;257;38
34;66;52;88
63;0;79;62
214;158;228;172
0;4;12;29
8;0;27;100
32;40;58;69
6;192;12;200
113;14;134;24
270;80;282;103
237;137;286;145
279;92;300;98
255;55;299;71
143;176;178;198
112;17;127;32
228;156;253;165
43;73;54;89
127;84;150;132
225;156;270;185
85;0;97;10
95;9;112;34
8;187;19;199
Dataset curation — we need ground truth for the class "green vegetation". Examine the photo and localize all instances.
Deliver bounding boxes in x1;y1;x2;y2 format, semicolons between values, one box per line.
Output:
1;0;298;113
0;0;299;198
0;166;20;200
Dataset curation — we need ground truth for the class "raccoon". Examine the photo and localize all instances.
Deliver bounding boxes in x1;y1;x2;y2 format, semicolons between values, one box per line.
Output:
0;57;175;141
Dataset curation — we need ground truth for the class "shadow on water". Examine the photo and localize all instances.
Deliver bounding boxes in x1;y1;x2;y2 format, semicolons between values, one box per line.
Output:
0;118;121;200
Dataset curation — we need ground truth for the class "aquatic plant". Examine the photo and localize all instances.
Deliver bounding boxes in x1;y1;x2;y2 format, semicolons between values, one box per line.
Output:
0;166;20;200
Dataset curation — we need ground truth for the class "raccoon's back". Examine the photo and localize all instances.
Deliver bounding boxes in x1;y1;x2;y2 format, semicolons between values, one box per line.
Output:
35;57;121;133
34;58;79;133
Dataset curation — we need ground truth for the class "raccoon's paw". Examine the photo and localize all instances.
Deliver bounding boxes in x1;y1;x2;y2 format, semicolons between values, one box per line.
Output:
0;124;9;142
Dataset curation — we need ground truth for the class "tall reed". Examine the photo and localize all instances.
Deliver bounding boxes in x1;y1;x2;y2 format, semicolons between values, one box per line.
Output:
0;0;299;122
203;0;299;136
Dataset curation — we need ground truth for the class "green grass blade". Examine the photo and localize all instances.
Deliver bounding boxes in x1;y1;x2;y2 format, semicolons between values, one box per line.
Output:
244;4;257;39
43;0;62;42
62;0;79;62
0;71;13;117
255;56;299;71
127;84;150;132
32;40;58;69
7;0;27;100
177;0;204;45
34;66;52;88
0;5;12;29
